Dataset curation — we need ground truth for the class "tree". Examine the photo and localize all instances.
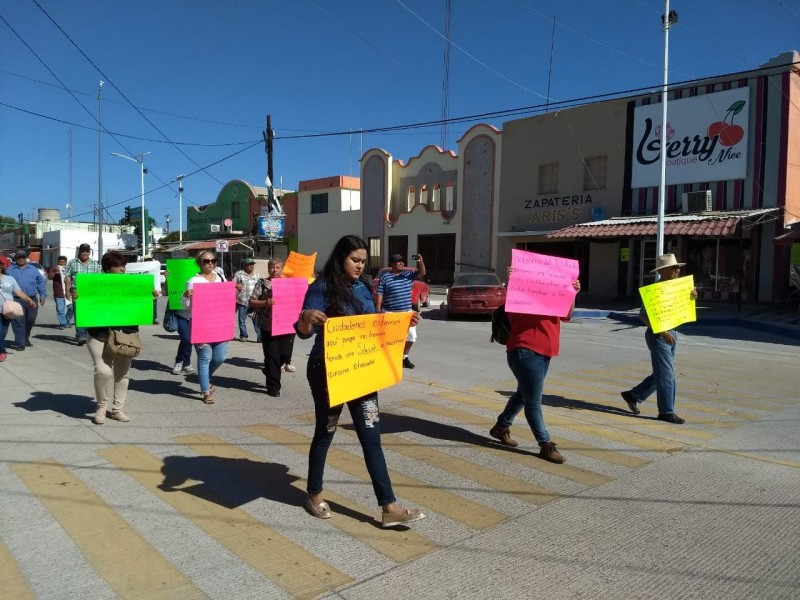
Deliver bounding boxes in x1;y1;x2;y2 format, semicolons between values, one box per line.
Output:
158;231;185;244
0;215;17;224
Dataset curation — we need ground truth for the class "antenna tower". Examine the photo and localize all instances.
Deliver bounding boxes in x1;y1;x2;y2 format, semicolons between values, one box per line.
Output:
440;0;452;149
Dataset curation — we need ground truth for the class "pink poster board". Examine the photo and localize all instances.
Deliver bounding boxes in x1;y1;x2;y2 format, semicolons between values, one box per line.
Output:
190;281;236;344
271;277;309;335
505;249;579;317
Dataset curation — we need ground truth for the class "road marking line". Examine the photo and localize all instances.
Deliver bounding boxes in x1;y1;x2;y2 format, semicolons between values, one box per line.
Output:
99;445;352;600
396;397;650;469
0;539;34;600
173;433;438;564
435;391;682;453
396;400;615;487
11;459;203;600
244;424;507;530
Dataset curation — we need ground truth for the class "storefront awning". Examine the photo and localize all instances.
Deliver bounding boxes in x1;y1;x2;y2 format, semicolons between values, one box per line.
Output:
546;208;778;239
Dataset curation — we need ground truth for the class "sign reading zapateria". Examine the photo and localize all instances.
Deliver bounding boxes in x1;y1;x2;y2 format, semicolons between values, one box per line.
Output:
632;87;749;188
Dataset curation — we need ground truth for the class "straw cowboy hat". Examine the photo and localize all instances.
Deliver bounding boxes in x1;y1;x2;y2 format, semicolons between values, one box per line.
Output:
651;253;686;273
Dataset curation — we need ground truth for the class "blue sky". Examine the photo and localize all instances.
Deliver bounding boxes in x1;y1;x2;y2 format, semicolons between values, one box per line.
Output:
1;0;798;232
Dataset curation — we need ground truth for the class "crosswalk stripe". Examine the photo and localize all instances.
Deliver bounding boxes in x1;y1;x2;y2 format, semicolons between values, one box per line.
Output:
11;459;203;600
394;397;650;469
435;391;682;453
323;419;564;505
539;375;764;420
99;445;352;600
173;433;439;564
543;377;741;430
0;539;34;600
395;400;615;487
244;423;507;530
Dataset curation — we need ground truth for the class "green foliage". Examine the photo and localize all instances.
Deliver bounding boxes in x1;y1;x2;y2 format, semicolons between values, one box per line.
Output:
158;231;185;243
0;215;17;225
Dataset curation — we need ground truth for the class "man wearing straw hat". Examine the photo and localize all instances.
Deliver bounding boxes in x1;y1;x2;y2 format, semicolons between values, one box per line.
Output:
620;253;697;424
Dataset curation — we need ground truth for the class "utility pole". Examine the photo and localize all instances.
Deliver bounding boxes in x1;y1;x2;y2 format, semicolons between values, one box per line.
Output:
177;174;185;242
97;81;104;255
266;115;274;187
657;3;678;263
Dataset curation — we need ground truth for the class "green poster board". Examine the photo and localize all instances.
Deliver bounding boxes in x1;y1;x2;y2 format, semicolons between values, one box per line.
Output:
166;258;200;310
791;243;800;267
75;274;153;327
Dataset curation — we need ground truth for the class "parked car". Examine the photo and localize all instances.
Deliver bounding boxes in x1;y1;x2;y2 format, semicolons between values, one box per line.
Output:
445;272;506;317
27;260;46;279
372;267;430;308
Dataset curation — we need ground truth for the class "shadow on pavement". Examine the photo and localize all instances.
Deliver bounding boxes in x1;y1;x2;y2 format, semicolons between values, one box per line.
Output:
13;391;95;420
32;333;77;345
493;389;634;417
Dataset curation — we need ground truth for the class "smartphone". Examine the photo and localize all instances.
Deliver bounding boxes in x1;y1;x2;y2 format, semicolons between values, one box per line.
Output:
411;254;419;260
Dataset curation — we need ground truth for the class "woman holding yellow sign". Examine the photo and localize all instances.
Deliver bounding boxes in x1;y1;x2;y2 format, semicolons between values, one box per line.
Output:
295;235;425;528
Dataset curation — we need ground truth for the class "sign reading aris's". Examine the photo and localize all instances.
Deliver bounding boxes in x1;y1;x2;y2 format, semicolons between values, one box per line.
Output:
631;88;749;188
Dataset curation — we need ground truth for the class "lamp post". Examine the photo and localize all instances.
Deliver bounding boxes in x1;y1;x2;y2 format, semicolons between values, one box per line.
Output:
112;151;150;260
657;2;678;262
177;174;186;242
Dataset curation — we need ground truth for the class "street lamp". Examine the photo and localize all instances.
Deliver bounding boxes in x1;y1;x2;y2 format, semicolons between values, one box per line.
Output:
112;151;150;260
177;174;186;242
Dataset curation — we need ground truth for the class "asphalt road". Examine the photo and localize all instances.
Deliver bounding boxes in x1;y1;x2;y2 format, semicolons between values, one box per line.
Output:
1;294;798;599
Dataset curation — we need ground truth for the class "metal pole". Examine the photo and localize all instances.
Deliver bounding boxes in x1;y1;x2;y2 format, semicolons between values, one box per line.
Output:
656;0;671;262
177;175;185;242
97;81;104;256
140;159;146;260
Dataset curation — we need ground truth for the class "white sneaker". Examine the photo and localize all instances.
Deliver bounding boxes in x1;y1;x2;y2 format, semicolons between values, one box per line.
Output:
182;365;195;374
172;362;183;375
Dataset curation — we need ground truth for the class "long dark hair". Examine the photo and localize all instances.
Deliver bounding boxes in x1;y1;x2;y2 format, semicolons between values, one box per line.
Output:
322;235;368;316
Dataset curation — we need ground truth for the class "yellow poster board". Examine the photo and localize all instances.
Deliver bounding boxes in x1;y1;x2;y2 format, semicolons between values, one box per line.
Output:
283;251;317;284
324;312;412;407
639;275;696;334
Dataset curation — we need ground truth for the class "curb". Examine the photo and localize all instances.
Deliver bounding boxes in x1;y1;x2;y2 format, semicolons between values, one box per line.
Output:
572;309;800;341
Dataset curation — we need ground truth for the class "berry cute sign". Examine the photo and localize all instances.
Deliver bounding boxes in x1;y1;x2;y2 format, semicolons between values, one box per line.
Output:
631;87;749;188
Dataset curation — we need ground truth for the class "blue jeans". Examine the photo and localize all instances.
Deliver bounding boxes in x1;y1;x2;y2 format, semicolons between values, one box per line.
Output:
73;301;87;340
0;315;10;353
195;341;228;394
497;347;552;445
11;299;38;346
631;328;677;415
306;359;396;506
237;303;260;341
54;297;73;327
175;315;192;367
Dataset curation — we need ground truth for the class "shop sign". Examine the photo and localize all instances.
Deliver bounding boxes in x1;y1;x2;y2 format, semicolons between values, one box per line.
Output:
524;194;593;224
632;87;749;188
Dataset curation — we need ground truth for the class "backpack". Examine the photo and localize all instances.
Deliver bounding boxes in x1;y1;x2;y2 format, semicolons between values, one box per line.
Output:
490;304;511;345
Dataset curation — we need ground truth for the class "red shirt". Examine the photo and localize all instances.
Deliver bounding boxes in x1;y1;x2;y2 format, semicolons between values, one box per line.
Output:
506;313;568;357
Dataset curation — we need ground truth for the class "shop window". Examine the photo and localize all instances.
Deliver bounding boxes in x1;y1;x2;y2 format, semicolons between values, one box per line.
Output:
311;193;328;214
368;237;381;274
231;201;240;218
445;183;454;211
538;163;559;195
419;184;428;207
431;184;441;210
583;155;607;190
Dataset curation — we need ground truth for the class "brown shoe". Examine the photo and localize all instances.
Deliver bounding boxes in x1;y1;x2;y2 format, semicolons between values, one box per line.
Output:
539;441;565;464
489;423;518;447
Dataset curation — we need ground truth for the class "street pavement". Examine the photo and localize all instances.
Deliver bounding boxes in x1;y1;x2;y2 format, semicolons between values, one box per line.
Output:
1;290;798;599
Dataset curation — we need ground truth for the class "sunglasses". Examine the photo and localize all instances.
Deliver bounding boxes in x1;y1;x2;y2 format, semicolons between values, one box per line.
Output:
202;258;217;264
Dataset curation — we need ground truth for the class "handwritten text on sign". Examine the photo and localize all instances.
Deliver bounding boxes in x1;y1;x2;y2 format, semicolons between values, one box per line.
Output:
639;275;696;333
75;274;153;327
324;312;412;407
505;249;579;317
283;251;317;283
190;281;236;344
271;277;308;335
166;258;200;310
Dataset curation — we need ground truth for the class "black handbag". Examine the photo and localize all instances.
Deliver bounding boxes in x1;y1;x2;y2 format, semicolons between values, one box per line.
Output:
163;308;178;333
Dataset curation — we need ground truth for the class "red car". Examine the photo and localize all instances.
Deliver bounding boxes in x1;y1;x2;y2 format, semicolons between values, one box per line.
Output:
372;267;430;308
446;272;506;316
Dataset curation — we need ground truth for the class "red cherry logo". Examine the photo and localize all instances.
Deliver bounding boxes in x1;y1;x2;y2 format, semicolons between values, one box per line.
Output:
706;100;746;147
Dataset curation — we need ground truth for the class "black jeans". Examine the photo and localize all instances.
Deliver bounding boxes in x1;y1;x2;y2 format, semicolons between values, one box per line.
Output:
11;299;38;345
260;331;294;394
306;359;396;506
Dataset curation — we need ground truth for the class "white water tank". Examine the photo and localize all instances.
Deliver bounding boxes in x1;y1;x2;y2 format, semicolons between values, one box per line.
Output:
38;208;61;221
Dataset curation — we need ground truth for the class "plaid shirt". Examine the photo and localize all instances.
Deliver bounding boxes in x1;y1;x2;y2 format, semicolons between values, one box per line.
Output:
64;258;102;291
233;269;261;305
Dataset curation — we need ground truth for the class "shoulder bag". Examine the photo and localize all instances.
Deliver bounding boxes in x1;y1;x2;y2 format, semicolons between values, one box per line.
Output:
2;300;24;320
104;328;143;359
163;308;178;333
